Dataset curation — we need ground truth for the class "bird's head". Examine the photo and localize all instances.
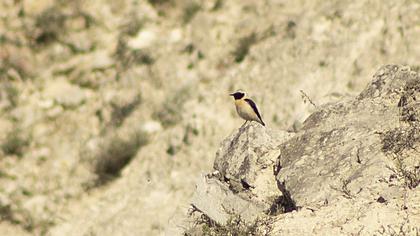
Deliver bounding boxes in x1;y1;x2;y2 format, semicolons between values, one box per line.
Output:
230;90;246;100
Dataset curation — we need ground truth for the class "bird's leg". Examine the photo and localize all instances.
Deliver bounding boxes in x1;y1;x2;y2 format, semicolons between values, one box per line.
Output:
239;120;248;131
242;120;248;127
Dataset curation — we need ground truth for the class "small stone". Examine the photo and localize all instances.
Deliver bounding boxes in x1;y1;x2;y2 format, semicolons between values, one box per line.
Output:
169;29;183;43
91;50;114;69
44;78;86;107
376;196;386;203
127;30;157;50
142;121;162;134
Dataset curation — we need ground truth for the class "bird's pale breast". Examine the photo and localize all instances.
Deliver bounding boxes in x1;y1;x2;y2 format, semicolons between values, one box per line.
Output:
235;99;259;121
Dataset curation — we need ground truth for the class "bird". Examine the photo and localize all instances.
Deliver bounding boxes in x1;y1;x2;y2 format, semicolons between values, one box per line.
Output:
230;90;265;126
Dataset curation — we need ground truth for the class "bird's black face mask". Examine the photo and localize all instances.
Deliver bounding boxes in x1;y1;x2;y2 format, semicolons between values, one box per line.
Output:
230;92;245;100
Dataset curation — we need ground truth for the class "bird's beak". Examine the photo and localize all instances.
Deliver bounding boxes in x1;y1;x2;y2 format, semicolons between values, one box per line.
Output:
229;93;234;96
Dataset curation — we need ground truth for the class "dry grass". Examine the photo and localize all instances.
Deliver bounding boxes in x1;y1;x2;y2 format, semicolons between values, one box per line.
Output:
381;77;419;189
381;127;419;156
185;213;273;236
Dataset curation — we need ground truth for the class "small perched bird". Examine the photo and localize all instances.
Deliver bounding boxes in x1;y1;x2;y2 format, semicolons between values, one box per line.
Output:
230;91;265;126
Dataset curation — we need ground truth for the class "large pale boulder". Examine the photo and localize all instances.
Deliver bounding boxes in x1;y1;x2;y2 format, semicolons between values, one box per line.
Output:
191;124;294;224
276;65;419;208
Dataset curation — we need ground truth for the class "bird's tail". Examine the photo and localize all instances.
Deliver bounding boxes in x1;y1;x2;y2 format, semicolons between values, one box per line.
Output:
259;119;265;126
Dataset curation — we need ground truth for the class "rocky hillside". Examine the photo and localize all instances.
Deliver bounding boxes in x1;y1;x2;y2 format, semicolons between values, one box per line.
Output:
183;65;419;235
0;0;419;235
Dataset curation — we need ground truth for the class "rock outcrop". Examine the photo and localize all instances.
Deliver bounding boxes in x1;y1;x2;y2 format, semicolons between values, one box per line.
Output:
277;65;419;208
184;65;419;235
191;124;293;224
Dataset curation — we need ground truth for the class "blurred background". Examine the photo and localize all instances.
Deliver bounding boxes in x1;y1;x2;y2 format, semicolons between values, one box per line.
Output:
0;0;419;235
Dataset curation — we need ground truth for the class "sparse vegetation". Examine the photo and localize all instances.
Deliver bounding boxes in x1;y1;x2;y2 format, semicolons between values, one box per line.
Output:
1;129;29;157
94;131;148;185
233;33;257;63
153;86;191;127
0;200;52;234
212;0;224;11
381;77;419;189
386;156;419;189
31;3;94;49
33;7;67;45
183;124;199;145
0;83;19;110
166;144;178;156
110;95;142;127
376;222;420;236
382;127;419;155
0;204;17;223
0;50;32;80
114;38;155;72
147;0;171;6
182;2;201;24
121;15;144;36
330;178;354;199
300;90;317;108
384;134;419;189
285;20;296;39
186;213;273;236
267;194;297;215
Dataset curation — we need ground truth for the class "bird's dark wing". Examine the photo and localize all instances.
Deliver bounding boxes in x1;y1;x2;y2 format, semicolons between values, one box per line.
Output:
244;98;265;126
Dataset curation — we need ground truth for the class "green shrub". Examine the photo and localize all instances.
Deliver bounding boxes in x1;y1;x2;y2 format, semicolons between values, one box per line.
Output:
1;129;29;157
183;2;201;24
110;95;142;127
33;7;67;45
233;33;257;63
148;0;171;6
94;131;148;185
